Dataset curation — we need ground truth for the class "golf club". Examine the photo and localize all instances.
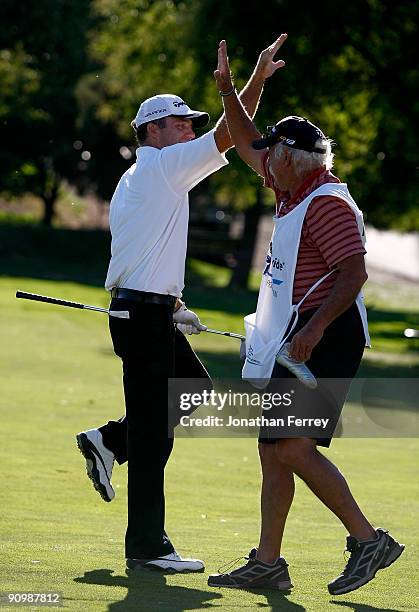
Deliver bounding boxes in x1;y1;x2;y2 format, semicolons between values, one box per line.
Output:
16;290;316;387
15;290;130;318
204;328;245;341
203;327;247;360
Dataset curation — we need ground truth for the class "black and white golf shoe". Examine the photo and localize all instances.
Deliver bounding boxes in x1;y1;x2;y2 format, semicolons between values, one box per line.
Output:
328;528;405;595
76;429;115;502
126;551;205;573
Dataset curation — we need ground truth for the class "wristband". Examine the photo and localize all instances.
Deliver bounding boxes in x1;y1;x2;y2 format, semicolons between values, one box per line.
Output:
174;299;185;313
219;85;236;97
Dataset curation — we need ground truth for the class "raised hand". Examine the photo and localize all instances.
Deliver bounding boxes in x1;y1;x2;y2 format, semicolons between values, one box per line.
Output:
214;40;233;93
255;33;288;79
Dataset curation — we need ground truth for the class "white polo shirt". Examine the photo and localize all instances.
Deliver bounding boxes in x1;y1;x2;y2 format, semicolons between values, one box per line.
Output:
105;129;228;297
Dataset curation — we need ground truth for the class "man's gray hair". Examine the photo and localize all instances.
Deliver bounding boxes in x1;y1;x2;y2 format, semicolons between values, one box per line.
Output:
273;138;334;177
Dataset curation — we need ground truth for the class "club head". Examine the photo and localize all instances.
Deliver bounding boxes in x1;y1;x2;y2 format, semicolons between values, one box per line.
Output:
109;310;130;319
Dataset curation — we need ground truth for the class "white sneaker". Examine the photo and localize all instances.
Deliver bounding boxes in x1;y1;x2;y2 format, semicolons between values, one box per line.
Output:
126;551;205;573
276;343;318;389
76;429;115;502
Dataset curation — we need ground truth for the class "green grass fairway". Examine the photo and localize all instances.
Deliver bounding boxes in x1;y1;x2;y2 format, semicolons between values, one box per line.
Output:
1;253;419;610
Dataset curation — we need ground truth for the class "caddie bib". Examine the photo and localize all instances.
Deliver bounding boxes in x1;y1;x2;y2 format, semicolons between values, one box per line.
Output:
242;183;370;388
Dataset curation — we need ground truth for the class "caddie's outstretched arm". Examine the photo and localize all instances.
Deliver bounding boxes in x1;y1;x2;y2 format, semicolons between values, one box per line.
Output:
214;35;287;172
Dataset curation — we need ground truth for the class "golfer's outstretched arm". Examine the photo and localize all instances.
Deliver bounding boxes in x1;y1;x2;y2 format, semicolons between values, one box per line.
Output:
214;35;287;168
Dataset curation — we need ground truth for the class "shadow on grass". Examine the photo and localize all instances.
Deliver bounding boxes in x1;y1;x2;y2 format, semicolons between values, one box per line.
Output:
0;224;110;287
74;568;220;611
239;587;306;610
74;568;306;611
358;360;419;378
196;349;419;382
366;307;419;355
184;285;258;316
368;306;419;325
329;600;403;612
0;223;258;315
3;223;418;320
194;351;243;379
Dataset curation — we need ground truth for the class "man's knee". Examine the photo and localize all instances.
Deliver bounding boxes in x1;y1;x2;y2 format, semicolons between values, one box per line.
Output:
275;438;316;469
258;441;284;476
258;441;278;463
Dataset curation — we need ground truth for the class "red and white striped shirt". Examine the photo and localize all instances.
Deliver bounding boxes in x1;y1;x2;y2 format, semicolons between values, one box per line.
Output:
262;155;366;312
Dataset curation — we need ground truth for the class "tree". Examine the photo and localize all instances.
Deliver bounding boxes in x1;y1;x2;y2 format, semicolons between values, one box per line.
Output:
4;0;412;275
0;0;91;225
187;0;419;286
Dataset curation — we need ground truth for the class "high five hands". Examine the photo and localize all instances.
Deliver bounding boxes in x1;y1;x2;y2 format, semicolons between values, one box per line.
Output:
214;33;288;93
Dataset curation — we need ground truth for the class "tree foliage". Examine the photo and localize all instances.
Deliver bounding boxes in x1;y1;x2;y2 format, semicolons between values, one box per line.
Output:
0;0;417;234
78;0;417;286
188;0;419;226
84;0;418;227
0;0;91;224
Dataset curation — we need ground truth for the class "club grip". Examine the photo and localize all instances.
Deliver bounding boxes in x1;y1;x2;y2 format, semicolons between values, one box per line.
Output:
15;291;84;309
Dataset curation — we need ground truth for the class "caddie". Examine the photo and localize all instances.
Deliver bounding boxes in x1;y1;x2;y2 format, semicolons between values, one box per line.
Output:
209;39;404;595
76;35;289;573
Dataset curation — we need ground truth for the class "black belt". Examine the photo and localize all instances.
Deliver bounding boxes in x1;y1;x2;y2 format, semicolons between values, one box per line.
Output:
111;288;176;307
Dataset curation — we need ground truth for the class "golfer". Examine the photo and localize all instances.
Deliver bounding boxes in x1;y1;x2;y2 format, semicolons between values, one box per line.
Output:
208;40;404;594
76;34;289;573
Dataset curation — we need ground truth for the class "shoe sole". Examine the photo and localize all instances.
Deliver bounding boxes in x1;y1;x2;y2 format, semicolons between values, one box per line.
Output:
76;433;115;503
328;539;404;596
380;543;405;569
207;579;293;591
126;563;205;574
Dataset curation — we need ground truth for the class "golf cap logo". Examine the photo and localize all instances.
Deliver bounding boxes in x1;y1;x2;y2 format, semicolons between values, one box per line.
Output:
279;135;296;145
173;101;187;108
144;107;168;118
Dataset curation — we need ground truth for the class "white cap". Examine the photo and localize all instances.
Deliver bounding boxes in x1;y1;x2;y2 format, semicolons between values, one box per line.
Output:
133;94;209;129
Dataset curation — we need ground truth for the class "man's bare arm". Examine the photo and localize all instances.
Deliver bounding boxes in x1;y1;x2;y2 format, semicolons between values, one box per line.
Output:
289;254;368;362
213;71;264;155
214;35;287;157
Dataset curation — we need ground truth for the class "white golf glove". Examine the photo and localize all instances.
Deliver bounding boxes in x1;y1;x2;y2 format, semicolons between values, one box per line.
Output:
173;304;207;335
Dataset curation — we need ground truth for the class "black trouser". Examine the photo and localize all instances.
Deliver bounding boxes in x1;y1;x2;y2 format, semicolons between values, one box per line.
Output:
106;298;211;559
259;302;366;447
100;327;210;464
